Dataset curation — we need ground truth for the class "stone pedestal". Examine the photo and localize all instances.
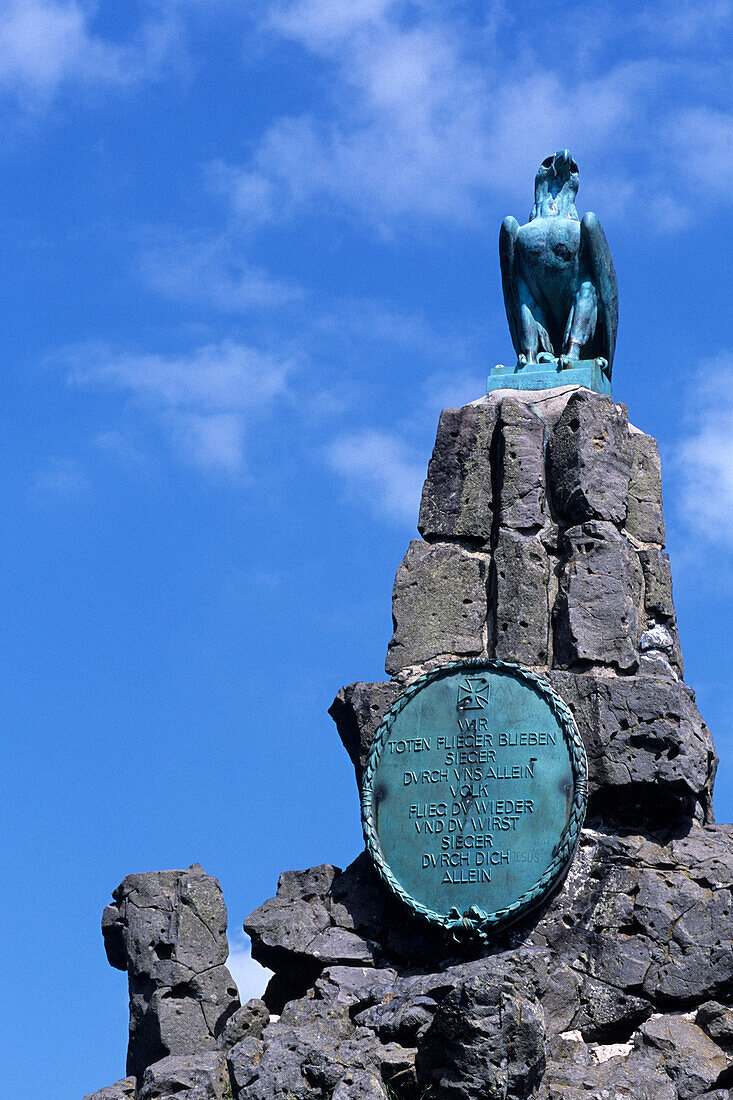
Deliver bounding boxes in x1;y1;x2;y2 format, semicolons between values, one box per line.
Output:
239;386;729;1100
91;385;733;1100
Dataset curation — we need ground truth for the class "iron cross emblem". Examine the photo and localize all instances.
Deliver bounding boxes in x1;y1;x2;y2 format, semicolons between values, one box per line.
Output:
456;676;490;710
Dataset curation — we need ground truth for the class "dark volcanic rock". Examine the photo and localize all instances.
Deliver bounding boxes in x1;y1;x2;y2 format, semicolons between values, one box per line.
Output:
637;1014;731;1098
231;996;394;1100
82;1080;136;1100
547;670;717;824
549;389;633;524
328;680;401;790
698;1002;733;1052
418;403;497;542
138;1052;231;1099
386;539;488;674
416;971;546;1099
219;999;270;1050
539;1047;677;1100
102;864;240;1081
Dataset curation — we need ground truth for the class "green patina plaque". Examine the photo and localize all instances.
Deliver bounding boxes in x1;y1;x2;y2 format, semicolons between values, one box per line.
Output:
362;660;587;940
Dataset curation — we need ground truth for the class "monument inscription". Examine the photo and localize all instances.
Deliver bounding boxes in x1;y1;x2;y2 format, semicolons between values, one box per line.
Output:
362;660;587;938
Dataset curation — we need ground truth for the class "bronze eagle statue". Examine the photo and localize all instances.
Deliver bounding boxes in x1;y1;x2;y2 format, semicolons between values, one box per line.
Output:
499;150;618;376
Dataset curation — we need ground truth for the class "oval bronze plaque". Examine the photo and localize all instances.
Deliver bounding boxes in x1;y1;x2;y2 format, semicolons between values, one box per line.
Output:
361;660;587;939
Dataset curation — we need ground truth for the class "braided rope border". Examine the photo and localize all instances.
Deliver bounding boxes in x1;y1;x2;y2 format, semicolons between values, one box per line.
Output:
361;659;588;942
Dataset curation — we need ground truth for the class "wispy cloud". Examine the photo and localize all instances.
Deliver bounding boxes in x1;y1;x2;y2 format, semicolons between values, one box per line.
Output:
676;355;733;545
326;429;424;525
140;231;303;312
0;0;181;106
65;340;295;476
203;0;733;234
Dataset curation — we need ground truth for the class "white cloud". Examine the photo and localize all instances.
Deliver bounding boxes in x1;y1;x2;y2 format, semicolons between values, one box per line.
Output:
0;0;181;104
140;232;303;312
227;939;272;1003
326;429;424;525
67;340;294;475
664;107;733;199
208;0;732;235
677;356;733;544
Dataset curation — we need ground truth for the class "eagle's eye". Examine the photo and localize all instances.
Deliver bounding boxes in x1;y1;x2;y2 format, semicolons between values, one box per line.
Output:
570;160;579;173
540;156;554;168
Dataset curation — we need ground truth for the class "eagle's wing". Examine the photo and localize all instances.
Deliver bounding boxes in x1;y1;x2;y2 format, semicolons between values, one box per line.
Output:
499;216;521;361
580;212;618;374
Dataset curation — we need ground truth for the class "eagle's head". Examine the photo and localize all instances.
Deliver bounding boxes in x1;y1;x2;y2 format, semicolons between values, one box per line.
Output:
530;149;580;221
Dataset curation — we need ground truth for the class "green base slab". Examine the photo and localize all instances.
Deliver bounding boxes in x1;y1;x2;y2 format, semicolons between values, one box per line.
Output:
487;358;612;397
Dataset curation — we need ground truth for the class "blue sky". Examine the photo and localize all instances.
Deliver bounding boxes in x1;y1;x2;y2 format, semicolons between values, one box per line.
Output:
1;1;732;1095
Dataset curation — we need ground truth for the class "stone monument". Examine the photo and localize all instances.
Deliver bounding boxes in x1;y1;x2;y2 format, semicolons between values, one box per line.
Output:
86;155;733;1100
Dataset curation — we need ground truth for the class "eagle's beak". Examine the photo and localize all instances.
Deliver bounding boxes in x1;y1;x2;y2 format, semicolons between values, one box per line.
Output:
553;149;573;176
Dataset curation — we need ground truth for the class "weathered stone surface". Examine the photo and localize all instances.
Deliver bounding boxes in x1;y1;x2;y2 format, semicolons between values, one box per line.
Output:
637;1015;731;1099
698;1003;733;1051
330;1070;389;1099
549;389;633;524
627;429;666;544
547;671;716;823
232;996;393;1100
314;966;398;1013
219;999;269;1050
138;1052;230;1100
497;397;546;529
533;827;733;1010
640;547;675;618
102;864;240;1081
328;680;401;789
640;546;683;675
416;971;546;1100
418;404;497;542
492;528;549;664
386;539;488;674
82;1079;136;1100
539;1048;676;1100
554;520;643;671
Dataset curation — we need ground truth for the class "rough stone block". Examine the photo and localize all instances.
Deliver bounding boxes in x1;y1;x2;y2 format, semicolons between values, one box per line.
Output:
233;996;390;1100
418;404;497;542
637;1015;731;1099
626;430;665;544
218;999;269;1050
102;865;240;1081
386;540;488;674
82;1079;136;1100
492;528;549;665
639;547;683;675
549;389;632;524
416;972;546;1100
138;1052;230;1100
553;520;643;671
639;547;675;619
698;1002;733;1051
496;397;546;529
329;680;402;789
539;1050;676;1100
547;671;716;823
